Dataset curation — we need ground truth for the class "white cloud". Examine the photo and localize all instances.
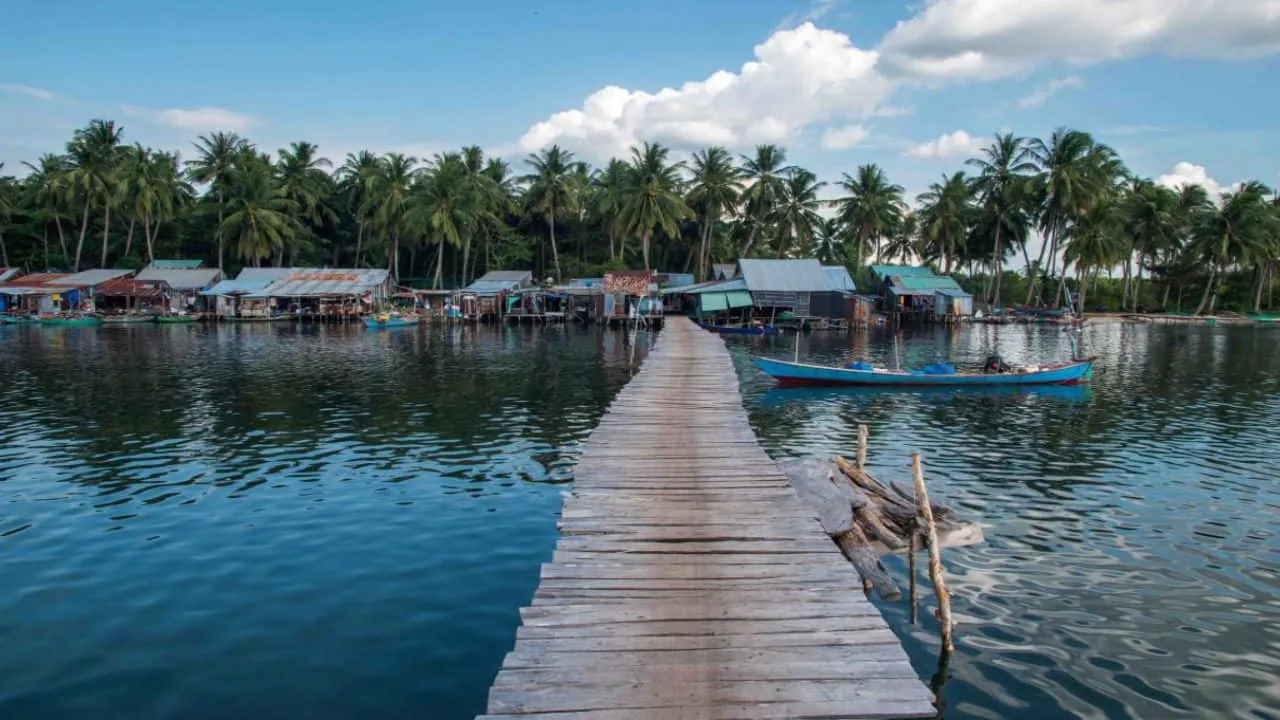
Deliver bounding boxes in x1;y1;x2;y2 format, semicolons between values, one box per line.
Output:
517;23;890;160
904;130;987;159
821;124;870;149
123;106;254;133
1;84;59;101
1017;75;1083;108
879;0;1280;80
1155;161;1241;198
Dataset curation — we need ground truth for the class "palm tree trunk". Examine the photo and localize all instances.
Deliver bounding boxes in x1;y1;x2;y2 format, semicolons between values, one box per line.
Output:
741;223;758;258
100;198;111;268
1076;262;1088;321
1161;283;1170;311
462;234;472;287
1194;265;1217;315
55;217;68;266
75;203;90;272
216;195;225;272
990;224;1004;308
608;226;617;263
1254;265;1266;314
41;224;49;271
1028;227;1055;305
144;214;155;263
548;209;562;280
642;227;652;271
354;222;364;268
123;217;136;261
433;239;445;289
0;229;7;269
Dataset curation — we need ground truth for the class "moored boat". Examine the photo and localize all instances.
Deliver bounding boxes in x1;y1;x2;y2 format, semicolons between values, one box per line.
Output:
154;315;196;324
37;314;104;327
0;314;36;325
754;355;1096;387
103;314;155;324
363;313;420;329
698;322;779;336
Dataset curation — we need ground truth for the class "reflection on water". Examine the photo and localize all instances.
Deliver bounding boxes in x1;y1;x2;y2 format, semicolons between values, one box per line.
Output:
0;323;652;719
736;323;1280;719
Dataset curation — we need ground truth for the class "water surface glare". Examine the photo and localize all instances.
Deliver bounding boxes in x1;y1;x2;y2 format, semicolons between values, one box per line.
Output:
736;323;1280;720
2;321;1279;719
0;323;649;719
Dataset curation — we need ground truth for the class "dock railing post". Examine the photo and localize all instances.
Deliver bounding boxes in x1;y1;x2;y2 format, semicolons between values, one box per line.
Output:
856;424;868;470
912;452;954;652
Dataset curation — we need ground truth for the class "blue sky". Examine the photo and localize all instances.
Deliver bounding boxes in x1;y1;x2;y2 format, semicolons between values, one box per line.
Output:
2;0;1279;203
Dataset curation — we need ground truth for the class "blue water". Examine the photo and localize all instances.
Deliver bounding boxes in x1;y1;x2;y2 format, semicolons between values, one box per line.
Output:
3;321;1279;719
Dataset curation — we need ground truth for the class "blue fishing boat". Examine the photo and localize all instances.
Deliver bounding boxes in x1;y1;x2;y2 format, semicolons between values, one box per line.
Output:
754;355;1095;387
699;322;779;336
363;313;420;329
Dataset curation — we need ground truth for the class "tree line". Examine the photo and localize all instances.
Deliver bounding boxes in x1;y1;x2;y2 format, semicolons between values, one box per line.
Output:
0;118;1277;313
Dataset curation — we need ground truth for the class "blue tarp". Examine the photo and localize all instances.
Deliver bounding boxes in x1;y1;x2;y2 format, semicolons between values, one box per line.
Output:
919;362;957;375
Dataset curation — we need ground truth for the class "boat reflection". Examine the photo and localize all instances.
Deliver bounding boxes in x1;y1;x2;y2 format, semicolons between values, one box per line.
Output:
759;382;1093;408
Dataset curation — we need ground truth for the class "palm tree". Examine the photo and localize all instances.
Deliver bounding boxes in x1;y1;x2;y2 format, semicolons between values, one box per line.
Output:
686;147;742;278
738;145;793;256
480;158;517;274
455;146;502;286
617;142;691;271
967;133;1037;307
1120;181;1179;312
813;217;845;266
413;154;478;289
0;165;14;268
834;164;905;268
1065;199;1123;317
219;150;298;267
276;141;335;266
915;172;974;275
337;150;381;267
880;211;919;264
129;149;192;263
523;145;578;281
771;169;825;258
64;119;124;270
22;154;71;267
1192;182;1274;315
363;153;418;279
188;132;249;271
592;158;630;264
1027;128;1119;305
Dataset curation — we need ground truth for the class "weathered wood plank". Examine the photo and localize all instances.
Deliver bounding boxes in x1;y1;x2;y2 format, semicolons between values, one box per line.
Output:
480;317;932;720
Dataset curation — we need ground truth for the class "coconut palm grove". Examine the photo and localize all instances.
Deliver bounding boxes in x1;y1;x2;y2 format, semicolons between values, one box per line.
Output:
1;118;1277;314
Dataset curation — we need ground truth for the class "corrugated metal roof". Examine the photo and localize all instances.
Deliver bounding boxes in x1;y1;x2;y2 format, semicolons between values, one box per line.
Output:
664;278;749;295
150;259;204;269
0;269;20;282
235;267;297;283
202;278;275;296
249;268;391;297
603;270;657;296
823;266;857;293
0;286;53;296
935;287;972;297
48;269;133;287
135;267;222;290
659;273;695;288
871;264;933;279
96;278;169;297
738;259;830;293
0;272;68;287
465;270;532;295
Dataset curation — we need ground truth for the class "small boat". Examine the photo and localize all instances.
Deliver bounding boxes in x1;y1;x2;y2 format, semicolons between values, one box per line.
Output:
1015;306;1068;319
37;314;104;327
104;314;155;324
222;314;292;323
363;313;420;329
154;315;197;324
0;314;36;325
754;356;1096;387
698;322;779;336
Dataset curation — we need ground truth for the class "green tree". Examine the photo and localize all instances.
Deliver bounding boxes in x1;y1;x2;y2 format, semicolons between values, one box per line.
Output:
65;119;124;270
1192;182;1275;314
685;147;741;279
187;132;248;272
834;164;905;269
617;142;691;271
364;153;418;279
276;141;335;266
22;154;72;267
1119;180;1179;312
337;150;381;267
738;144;793;257
0;165;15;268
523;145;578;281
916;172;973;275
219;150;299;268
771;169;825;259
967;133;1037;306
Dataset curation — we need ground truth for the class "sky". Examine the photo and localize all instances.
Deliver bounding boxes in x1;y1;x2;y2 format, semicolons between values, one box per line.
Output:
2;0;1280;207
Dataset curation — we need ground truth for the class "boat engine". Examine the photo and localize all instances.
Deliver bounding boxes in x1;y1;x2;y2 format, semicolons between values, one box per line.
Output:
983;354;1010;373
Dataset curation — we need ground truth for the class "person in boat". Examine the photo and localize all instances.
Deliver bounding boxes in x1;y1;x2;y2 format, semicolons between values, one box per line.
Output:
983;354;1011;373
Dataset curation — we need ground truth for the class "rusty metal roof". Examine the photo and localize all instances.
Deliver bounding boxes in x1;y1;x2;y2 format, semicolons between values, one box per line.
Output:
604;270;656;296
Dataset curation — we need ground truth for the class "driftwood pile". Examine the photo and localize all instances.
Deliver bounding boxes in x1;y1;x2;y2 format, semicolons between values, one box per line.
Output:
778;428;982;651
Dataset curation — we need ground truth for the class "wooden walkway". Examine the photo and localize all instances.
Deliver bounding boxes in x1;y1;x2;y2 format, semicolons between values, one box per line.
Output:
480;317;935;720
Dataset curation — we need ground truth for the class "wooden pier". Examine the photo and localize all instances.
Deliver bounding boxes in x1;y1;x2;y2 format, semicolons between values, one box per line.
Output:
480;317;934;719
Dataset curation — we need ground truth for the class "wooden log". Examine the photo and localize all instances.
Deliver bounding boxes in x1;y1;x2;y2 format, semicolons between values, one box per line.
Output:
908;533;918;624
833;523;900;600
857;424;869;469
912;452;954;652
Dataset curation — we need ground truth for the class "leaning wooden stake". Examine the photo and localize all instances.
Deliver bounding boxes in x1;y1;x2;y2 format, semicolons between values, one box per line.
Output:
908;533;918;624
856;424;868;470
912;452;954;651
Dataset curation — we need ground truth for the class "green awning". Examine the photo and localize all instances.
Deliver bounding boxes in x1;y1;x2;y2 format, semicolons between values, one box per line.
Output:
699;293;729;312
725;290;754;309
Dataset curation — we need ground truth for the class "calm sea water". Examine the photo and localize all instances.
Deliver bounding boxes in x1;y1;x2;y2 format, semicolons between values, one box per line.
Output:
2;321;1278;719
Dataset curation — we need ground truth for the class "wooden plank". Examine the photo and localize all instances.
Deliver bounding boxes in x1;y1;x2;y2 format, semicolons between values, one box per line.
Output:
479;317;932;720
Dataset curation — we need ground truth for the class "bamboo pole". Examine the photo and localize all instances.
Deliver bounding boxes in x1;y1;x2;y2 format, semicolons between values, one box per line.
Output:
793;327;801;362
912;452;954;651
908;533;918;624
856;424;868;470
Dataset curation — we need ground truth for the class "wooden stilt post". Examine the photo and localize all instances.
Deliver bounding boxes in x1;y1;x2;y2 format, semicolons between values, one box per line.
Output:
856;424;868;470
912;452;954;652
908;533;918;624
793;327;801;362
